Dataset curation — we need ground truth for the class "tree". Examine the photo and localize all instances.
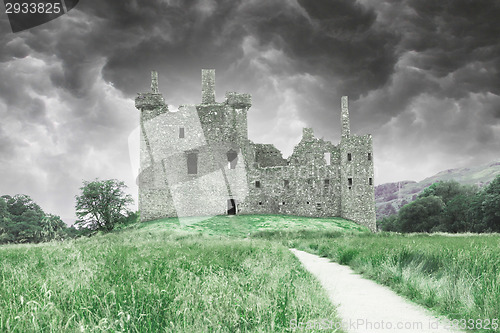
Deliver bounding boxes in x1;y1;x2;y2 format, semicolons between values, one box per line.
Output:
398;195;445;232
418;180;477;205
442;194;474;232
40;214;67;241
379;177;499;234
0;194;70;243
377;215;400;232
0;197;14;243
1;194;45;243
480;175;500;232
75;179;134;232
2;194;44;222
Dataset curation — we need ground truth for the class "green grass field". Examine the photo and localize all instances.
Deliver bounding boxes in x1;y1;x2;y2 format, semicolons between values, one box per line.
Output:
0;216;361;332
3;214;499;332
256;230;500;332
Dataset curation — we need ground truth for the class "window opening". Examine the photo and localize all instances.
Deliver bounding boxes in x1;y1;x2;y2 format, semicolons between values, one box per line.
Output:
227;149;238;169
324;152;331;165
187;152;198;174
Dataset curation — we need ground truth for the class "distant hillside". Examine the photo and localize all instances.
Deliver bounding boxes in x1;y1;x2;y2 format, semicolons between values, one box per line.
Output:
376;160;500;220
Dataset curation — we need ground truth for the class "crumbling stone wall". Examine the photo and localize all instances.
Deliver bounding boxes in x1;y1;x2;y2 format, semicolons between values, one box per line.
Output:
254;144;287;167
135;69;376;231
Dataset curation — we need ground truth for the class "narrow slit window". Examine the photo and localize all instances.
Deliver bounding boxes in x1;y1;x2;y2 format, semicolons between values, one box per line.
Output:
179;127;185;138
324;152;331;166
347;153;352;161
324;179;330;187
255;181;261;188
227;150;238;169
369;177;373;185
368;152;372;161
187;152;198;174
348;178;353;186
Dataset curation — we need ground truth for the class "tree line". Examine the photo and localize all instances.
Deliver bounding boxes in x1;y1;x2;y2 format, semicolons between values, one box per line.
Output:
2;176;498;243
0;194;78;243
378;175;500;233
0;179;137;244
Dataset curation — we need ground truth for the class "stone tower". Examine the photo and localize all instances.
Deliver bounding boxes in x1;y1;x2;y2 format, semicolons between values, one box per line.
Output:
339;96;376;231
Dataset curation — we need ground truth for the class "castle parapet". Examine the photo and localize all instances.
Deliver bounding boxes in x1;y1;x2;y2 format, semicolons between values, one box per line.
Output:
135;93;166;110
136;71;168;113
135;93;168;121
225;92;251;109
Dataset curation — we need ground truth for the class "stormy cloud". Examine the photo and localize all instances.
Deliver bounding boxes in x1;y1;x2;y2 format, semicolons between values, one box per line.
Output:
0;0;499;222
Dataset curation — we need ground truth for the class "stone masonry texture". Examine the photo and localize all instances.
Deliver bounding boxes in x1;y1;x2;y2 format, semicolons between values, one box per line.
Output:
134;69;376;231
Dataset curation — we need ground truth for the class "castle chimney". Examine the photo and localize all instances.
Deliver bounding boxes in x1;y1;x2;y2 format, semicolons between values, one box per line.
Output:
151;71;159;93
201;69;216;104
341;96;350;139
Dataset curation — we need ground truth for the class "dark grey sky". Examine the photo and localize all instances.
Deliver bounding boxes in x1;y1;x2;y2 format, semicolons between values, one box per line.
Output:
1;0;499;223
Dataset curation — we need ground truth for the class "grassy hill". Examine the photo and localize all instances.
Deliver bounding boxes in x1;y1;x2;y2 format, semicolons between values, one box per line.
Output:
0;215;362;332
132;214;368;237
376;159;500;219
2;214;499;332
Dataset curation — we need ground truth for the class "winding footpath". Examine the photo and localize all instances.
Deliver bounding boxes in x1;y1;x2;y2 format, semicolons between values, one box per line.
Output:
290;249;464;333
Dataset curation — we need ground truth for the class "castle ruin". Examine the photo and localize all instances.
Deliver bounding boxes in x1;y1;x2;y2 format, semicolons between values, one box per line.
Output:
135;69;376;231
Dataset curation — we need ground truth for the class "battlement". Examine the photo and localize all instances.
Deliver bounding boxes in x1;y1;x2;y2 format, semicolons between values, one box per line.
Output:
135;93;166;110
135;71;169;121
225;92;252;109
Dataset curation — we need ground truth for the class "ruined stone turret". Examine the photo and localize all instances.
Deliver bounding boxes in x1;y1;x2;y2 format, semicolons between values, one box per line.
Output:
201;69;216;104
339;96;376;231
135;71;168;121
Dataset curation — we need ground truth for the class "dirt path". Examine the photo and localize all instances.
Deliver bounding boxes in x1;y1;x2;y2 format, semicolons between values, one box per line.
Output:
290;249;464;333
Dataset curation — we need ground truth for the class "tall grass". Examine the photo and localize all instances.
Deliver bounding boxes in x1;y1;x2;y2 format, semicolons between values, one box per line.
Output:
0;229;345;332
256;231;500;329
